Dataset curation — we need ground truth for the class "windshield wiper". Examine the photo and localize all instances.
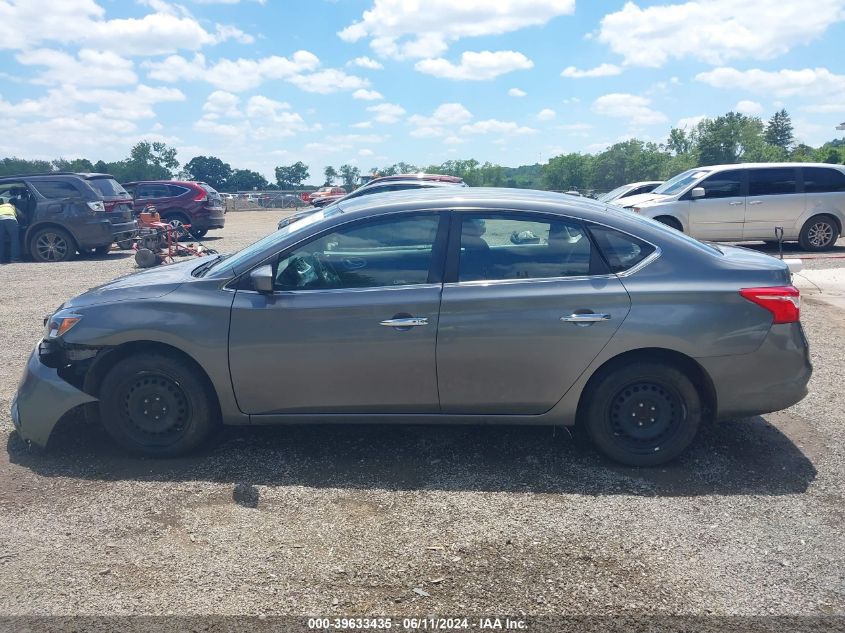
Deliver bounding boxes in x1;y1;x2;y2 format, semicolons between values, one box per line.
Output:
192;254;227;278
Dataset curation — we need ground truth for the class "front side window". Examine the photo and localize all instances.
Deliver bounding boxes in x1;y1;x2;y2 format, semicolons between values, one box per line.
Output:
457;214;592;282
274;214;440;291
748;168;798;196
31;180;80;199
803;167;845;193
699;170;743;199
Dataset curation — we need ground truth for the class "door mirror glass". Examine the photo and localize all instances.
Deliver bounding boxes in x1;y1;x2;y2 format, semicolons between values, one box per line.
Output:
690;187;705;199
250;264;274;293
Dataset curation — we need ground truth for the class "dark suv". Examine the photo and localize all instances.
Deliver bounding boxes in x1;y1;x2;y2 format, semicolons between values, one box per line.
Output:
123;180;225;238
0;173;136;262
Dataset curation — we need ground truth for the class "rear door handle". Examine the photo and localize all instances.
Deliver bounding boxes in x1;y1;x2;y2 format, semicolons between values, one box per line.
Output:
561;313;611;325
380;317;428;328
729;201;744;206
748;200;762;205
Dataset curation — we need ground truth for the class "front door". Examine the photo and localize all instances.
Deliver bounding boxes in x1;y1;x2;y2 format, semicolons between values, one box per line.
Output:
688;169;746;241
228;212;448;415
743;167;802;241
436;212;631;414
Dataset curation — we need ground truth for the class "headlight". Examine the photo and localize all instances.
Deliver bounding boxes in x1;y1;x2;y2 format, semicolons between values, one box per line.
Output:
46;312;83;338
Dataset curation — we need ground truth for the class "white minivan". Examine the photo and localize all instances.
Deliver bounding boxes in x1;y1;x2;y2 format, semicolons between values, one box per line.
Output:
615;163;845;251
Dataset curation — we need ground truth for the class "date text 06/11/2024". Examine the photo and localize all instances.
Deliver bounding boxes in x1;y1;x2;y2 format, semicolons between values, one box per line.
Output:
307;617;528;630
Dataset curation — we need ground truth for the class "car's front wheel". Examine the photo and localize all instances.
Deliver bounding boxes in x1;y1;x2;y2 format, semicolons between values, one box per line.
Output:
98;353;218;457
583;361;702;466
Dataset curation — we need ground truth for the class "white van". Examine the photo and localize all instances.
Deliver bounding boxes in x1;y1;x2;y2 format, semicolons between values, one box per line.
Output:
616;163;845;251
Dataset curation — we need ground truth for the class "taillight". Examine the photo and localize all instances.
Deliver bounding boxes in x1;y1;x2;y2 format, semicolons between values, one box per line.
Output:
740;286;800;324
192;185;207;202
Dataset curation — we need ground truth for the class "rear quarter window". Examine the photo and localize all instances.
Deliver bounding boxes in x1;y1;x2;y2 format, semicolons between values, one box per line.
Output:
588;224;656;273
803;167;845;193
30;180;81;199
87;177;128;198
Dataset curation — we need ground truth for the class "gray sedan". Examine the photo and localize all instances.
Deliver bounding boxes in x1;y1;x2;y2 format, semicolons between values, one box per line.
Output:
12;188;811;466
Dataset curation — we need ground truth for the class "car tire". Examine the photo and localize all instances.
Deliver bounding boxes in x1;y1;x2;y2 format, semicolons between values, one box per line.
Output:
190;228;208;239
29;227;76;262
583;361;702;466
799;215;839;251
98;353;218;457
162;213;191;241
654;216;683;232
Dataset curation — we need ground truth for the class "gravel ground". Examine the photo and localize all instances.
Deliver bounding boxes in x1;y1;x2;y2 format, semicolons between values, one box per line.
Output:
0;210;843;619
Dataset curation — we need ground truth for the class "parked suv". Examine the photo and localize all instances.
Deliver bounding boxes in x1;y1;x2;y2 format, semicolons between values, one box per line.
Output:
123;180;225;238
0;173;136;262
618;163;845;251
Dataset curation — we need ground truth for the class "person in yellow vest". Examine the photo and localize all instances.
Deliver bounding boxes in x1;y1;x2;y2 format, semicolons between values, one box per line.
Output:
0;195;22;263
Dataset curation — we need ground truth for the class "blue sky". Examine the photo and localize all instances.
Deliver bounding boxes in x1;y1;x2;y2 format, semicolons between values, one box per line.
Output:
1;0;844;184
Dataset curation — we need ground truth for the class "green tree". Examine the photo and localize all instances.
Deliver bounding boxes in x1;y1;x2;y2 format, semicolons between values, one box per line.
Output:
227;168;269;191
0;157;53;177
120;141;180;181
764;109;795;151
183;156;232;191
696;112;764;165
323;166;338;186
666;127;693;156
275;161;309;189
543;153;593;191
338;164;360;189
52;157;95;172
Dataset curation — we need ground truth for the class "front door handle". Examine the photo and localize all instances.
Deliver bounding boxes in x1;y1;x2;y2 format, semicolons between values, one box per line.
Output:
748;200;762;205
380;317;428;328
561;313;611;326
729;201;744;206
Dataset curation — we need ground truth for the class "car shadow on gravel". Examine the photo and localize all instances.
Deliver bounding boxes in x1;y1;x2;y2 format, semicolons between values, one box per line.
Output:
7;411;816;497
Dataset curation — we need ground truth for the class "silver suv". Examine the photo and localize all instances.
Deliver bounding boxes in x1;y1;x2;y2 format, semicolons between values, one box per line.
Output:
616;163;845;251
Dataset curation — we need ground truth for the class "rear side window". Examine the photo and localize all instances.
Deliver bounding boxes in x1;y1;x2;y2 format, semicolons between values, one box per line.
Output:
803;167;845;193
87;177;128;198
589;225;656;274
137;183;172;198
457;214;593;282
30;180;81;199
749;168;798;196
168;185;190;197
699;170;743;199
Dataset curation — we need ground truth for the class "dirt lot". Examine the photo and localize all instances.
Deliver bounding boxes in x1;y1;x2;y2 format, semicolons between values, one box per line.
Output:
0;209;843;620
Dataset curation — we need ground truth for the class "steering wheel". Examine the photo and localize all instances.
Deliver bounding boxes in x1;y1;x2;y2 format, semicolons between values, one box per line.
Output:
310;253;341;287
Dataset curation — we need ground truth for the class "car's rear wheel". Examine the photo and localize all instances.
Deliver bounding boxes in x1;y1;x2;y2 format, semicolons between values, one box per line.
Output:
98;353;218;457
190;228;208;239
29;227;76;262
799;215;839;251
162;213;191;241
583;361;702;466
654;216;683;232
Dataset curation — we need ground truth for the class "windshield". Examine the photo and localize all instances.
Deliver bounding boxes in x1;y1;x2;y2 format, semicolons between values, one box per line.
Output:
652;169;711;196
598;185;630;203
204;206;342;275
87;177;129;198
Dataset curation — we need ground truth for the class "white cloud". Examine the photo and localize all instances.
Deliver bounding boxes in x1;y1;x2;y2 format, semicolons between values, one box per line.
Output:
287;69;370;94
598;0;845;68
202;90;242;118
366;102;406;124
348;56;384;70
351;121;373;129
353;89;384;101
735;100;763;115
359;148;375;156
414;50;533;81
195;91;311;140
508;88;526;97
408;103;473;127
591;93;667;125
16;48;136;87
460;119;537;135
560;63;621;78
339;0;575;59
675;115;706;130
536;108;556;121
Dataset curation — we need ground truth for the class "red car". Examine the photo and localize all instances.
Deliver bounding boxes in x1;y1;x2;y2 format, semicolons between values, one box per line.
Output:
123;180;225;238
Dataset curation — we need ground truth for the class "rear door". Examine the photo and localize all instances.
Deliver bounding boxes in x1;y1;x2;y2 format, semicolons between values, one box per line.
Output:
688;169;746;240
436;212;632;414
743;167;802;240
228;212;448;415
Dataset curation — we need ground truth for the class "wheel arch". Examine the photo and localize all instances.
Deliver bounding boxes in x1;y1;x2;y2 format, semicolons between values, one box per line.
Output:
83;340;221;418
575;347;717;425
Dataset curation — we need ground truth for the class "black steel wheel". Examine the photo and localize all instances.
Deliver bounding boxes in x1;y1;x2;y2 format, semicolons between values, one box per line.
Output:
98;353;218;457
584;361;702;466
30;227;75;262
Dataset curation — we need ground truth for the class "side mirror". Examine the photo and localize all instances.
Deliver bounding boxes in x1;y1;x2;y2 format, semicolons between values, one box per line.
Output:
691;187;705;199
250;264;274;293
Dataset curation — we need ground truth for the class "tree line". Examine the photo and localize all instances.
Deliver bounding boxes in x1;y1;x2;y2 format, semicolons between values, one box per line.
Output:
1;109;842;194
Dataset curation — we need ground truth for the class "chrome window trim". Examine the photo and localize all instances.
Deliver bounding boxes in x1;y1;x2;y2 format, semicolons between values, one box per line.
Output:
234;282;443;297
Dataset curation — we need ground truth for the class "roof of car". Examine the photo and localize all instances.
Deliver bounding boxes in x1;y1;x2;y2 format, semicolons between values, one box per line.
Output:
0;172;114;181
367;173;464;185
700;162;845;171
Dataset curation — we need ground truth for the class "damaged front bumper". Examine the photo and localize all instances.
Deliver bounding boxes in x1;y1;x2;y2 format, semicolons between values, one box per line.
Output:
11;344;98;447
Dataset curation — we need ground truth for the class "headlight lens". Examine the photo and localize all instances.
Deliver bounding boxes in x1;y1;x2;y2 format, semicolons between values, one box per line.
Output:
46;312;83;338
